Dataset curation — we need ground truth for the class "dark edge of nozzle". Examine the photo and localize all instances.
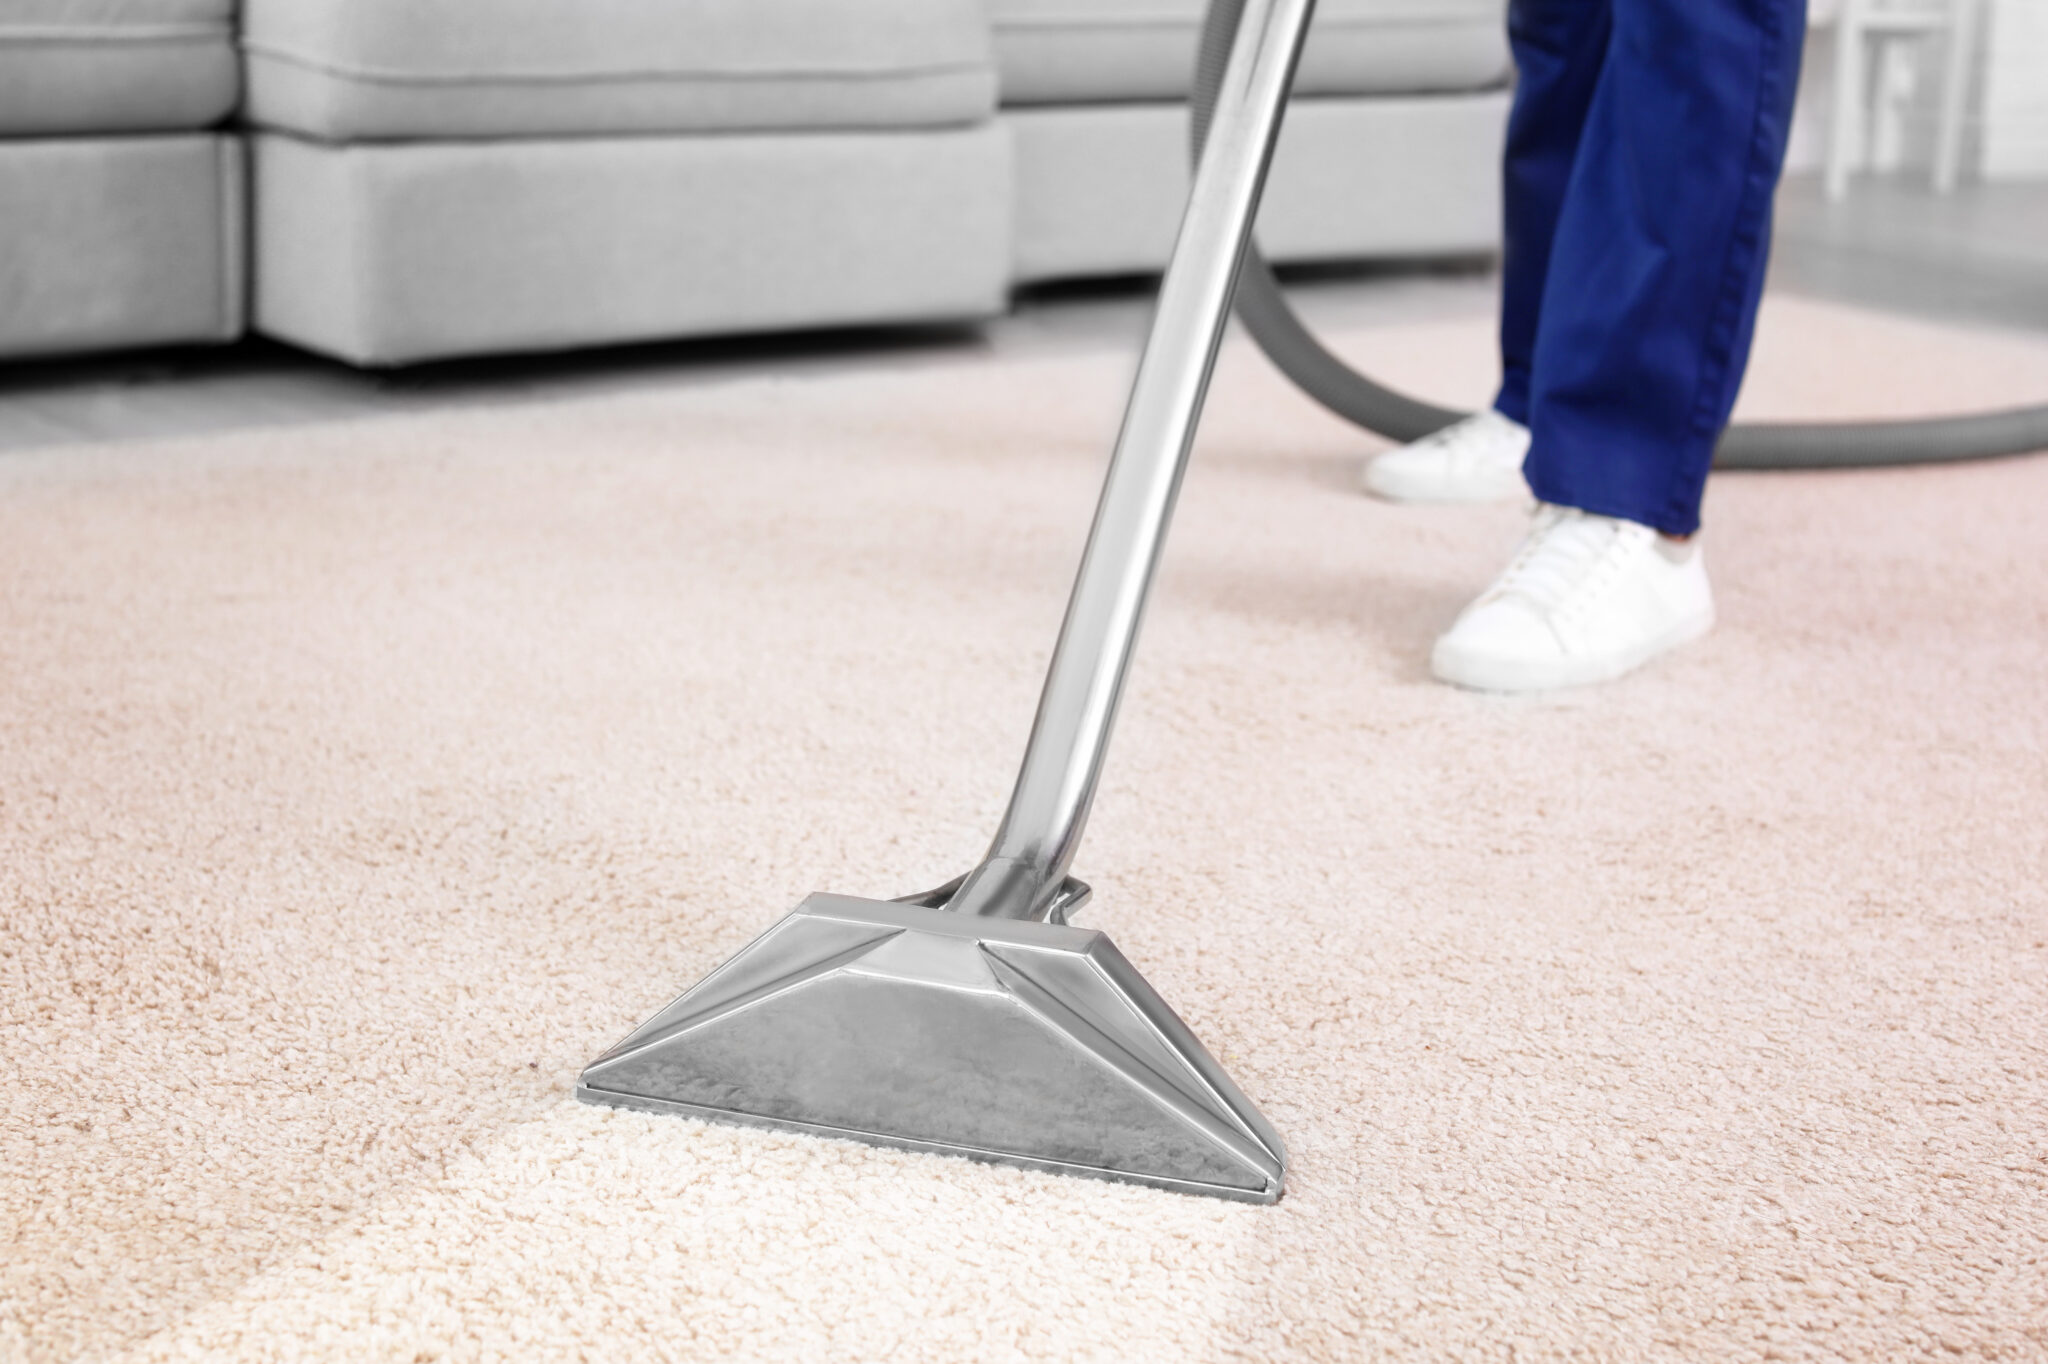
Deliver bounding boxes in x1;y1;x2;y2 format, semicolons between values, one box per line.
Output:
574;1082;1282;1205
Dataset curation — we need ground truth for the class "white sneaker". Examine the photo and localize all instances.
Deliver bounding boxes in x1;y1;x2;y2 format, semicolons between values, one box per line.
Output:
1362;409;1531;503
1430;503;1715;693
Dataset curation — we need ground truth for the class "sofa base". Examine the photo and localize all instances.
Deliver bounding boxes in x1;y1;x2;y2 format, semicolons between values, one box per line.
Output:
252;124;1013;367
0;134;245;360
1008;91;1509;284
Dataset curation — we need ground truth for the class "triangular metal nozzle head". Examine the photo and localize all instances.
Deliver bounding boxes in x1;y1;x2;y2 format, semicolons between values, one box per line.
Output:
577;895;1286;1203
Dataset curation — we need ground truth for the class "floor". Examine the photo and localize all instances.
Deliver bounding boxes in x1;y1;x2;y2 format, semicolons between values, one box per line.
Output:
7;159;2048;1363
0;171;2043;457
8;287;2047;1361
1769;173;2048;333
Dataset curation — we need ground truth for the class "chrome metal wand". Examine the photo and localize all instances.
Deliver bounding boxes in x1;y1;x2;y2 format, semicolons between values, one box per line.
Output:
944;0;1320;921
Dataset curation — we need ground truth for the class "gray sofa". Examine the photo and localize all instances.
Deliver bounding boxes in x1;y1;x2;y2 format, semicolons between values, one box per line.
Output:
0;0;246;360
1;0;1509;368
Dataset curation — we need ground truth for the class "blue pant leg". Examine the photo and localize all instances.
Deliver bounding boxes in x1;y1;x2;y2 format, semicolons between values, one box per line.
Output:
1496;0;1613;425
1521;0;1807;536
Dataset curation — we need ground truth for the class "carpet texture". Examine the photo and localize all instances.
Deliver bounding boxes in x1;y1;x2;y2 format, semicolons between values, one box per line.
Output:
3;296;2046;1362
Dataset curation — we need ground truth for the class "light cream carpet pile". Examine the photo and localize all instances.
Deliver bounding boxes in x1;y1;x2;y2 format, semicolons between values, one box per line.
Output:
4;297;2046;1361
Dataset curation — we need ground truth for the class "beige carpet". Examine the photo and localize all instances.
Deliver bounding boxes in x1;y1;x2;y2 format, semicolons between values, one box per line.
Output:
4;296;2047;1362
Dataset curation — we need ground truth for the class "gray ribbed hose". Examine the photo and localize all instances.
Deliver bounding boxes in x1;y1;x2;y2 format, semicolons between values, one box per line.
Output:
1193;0;2048;469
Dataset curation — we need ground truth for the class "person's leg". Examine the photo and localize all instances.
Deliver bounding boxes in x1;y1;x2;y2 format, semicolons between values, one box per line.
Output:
1431;0;1808;692
1495;0;1615;427
1521;0;1809;537
1360;0;1609;504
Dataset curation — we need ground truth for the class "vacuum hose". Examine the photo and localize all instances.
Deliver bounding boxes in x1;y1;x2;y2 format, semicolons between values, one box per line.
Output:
1193;0;2048;469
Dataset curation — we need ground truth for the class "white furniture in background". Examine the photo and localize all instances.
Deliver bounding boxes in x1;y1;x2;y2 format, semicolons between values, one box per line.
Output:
1981;0;2048;179
994;0;1508;288
0;0;245;359
249;0;1513;366
1825;0;1983;199
1;0;1514;366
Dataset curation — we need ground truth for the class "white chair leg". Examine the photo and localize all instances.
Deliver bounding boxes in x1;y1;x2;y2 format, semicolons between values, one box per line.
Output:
1826;0;1868;200
1932;0;1978;193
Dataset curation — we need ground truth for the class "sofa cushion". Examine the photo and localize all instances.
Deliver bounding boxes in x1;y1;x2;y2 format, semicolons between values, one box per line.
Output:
0;134;245;358
241;0;998;141
1009;94;1505;283
251;126;1011;365
0;0;238;135
992;0;1508;105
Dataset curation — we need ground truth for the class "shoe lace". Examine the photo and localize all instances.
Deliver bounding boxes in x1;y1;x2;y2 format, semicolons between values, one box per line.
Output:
1485;505;1648;619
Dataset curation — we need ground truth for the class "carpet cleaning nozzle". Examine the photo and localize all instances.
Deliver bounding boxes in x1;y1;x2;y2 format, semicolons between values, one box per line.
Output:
577;0;1316;1202
577;896;1285;1201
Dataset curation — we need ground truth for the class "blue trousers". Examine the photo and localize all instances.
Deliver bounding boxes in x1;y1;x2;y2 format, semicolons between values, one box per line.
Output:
1494;0;1807;536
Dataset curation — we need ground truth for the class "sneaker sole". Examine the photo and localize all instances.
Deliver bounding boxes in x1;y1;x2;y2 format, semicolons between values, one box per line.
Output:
1430;609;1716;694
